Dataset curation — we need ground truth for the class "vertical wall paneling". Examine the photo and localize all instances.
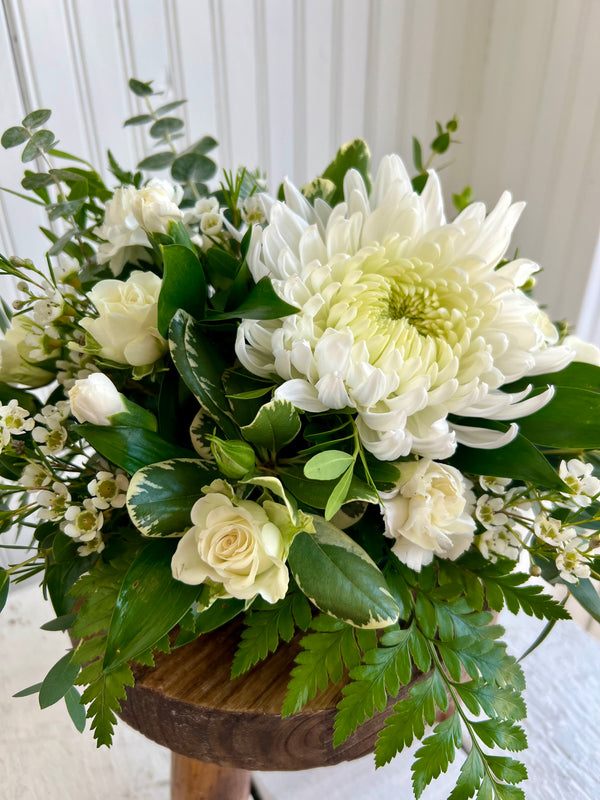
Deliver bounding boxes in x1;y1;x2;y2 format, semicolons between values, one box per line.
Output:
253;0;271;177
208;0;232;170
303;0;334;179
336;0;369;147
292;0;306;182
263;1;294;187
162;0;190;145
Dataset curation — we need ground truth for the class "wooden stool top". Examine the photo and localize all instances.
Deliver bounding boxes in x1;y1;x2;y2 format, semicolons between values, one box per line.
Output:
119;618;417;771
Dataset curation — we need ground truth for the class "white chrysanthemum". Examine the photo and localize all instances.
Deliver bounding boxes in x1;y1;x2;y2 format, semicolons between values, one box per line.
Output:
235;155;574;460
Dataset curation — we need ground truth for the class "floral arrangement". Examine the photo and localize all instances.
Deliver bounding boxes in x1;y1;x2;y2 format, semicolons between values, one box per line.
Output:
1;78;600;799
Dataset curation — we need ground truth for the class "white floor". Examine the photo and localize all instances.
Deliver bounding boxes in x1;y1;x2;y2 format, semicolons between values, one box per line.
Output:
2;583;599;799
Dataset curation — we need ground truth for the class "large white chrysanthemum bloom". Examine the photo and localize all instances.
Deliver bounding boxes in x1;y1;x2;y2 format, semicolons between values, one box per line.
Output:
235;155;574;460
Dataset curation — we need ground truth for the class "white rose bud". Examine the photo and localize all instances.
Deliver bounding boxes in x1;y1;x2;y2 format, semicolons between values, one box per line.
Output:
69;373;126;425
380;458;476;572
80;270;167;368
172;493;289;603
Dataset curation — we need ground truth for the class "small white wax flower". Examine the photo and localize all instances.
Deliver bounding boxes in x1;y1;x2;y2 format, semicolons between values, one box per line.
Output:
79;270;167;369
380;459;476;571
0;400;35;445
21;462;52;489
55;254;79;283
200;211;224;237
479;476;512;494
555;541;591;584
69;373;126;425
77;535;106;557
241;195;265;225
37;482;71;521
475;494;508;529
87;470;129;510
172;492;289;603
32;421;68;456
63;499;104;542
476;526;520;563
559;459;600;507
533;514;576;547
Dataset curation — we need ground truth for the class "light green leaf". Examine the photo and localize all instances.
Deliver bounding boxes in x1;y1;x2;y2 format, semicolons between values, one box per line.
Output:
240;474;300;525
304;450;355;481
241;398;301;452
39;651;79;709
280;463;378;508
157;244;206;336
126;458;217;537
103;539;203;672
325;465;354;520
168;309;238;439
75;424;192;474
288;518;399;629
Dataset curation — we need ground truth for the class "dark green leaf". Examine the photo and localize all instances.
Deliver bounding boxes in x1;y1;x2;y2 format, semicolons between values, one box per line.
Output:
412;136;423;171
447;748;485;800
22;109;52;129
208;277;299;321
431;132;450;154
512;387;600;448
124;114;153;127
171;152;217;182
48;198;85;221
150;117;184;138
156;100;187;115
321;139;371;205
75;424;192;474
186;135;218;155
13;682;42;698
39;651;79;708
412;173;428;194
288;520;399;629
470;720;527;752
485;756;527;785
22;130;56;162
193;597;245;634
157;244;206;336
126;458;217;537
137;151;175;170
129;78;154;96
412;713;462;798
0;568;9;613
2;126;29;148
567;578;600;624
103;540;203;671
40;613;76;632
325;465;354;520
241;398;301;452
64;686;86;732
21;172;53;190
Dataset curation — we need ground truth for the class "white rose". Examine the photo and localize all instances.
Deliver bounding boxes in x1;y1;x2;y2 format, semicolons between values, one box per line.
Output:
96;179;183;276
380;459;476;571
69;373;126;425
80;271;167;368
562;335;600;367
0;315;53;387
172;493;289;603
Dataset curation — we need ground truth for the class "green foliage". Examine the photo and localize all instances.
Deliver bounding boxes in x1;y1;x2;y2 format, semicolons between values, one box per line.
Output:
412;714;463;798
241;399;301;453
320;139;372;205
304;450;355;481
282;614;377;717
157;244;206;335
514;386;600;448
411;116;460;192
39;650;80;709
231;590;312;678
75;424;192;474
0;568;8;613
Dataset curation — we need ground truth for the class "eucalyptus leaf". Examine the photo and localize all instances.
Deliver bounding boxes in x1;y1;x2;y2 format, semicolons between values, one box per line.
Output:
64;686;86;732
150;117;184;138
241;399;301;452
288;519;399;629
22;130;56;162
22;109;52;129
127;458;218;537
156;100;187;115
304;450;355;481
48;199;85;221
103;539;204;671
171;152;217;182
124;114;153;127
168;309;238;438
21;173;53;190
13;682;42;698
40;614;77;632
39;651;79;708
137;151;175;171
1;126;29;148
129;78;154;96
157;244;206;336
75;424;192;474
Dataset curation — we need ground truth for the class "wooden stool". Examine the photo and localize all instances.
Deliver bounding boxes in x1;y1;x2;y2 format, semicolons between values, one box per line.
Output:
119;618;420;800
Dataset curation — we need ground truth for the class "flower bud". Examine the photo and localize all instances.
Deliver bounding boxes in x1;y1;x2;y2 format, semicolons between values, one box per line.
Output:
68;373;126;425
529;565;542;577
209;436;256;479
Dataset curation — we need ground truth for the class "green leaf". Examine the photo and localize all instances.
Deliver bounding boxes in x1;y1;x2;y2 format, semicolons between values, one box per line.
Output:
208;277;300;321
485;756;527;785
288;519;399;629
567;577;600;624
157;244;206;336
512;387;600;448
304;450;355;481
2;126;29;148
13;682;42;698
193;597;245;634
40;613;76;631
431;132;450;154
448;748;485;800
412;136;423;171
171;152;217;182
0;568;9;613
22;109;52;129
412;713;462;798
300;177;337;204
325;465;354;520
321;139;371;205
187;135;218;155
470;720;527;752
64;686;86;733
454;680;526;721
150;117;184;138
39;651;79;709
137;151;175;170
75;424;192;474
241;398;301;452
103;540;203;671
231;591;312;677
156;100;187;115
22;130;56;162
129;78;154;96
123;114;153;127
280;462;378;509
21;172;53;190
48;198;85;221
126;458;217;537
168;309;238;439
448;428;565;491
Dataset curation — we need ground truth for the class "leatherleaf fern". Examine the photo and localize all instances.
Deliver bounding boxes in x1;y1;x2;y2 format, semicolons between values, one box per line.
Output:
283;555;570;799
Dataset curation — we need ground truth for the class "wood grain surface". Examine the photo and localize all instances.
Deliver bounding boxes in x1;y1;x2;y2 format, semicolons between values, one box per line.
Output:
119;617;422;771
170;753;250;800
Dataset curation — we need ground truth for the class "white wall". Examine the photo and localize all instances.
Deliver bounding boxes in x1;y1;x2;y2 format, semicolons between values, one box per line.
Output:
0;0;599;327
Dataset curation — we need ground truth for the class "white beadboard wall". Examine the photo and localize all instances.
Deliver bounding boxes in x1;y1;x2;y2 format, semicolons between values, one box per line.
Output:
0;0;599;328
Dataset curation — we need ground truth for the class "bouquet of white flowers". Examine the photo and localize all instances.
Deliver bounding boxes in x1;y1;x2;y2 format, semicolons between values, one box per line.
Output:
1;78;599;800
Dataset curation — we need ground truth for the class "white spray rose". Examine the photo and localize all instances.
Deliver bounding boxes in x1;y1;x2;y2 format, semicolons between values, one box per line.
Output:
172;493;289;603
0;316;53;387
380;458;476;571
69;373;126;425
80;270;167;369
96;179;184;276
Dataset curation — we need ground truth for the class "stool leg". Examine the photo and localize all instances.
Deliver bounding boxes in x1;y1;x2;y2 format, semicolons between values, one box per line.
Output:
170;752;252;800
